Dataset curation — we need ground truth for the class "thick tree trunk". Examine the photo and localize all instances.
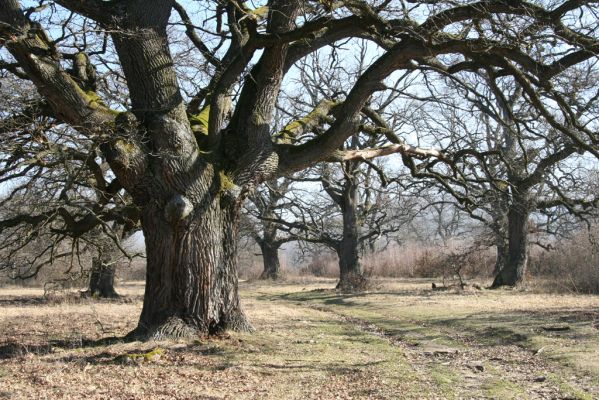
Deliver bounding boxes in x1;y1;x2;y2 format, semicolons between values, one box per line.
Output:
492;235;509;276
259;242;281;280
86;258;119;298
491;194;530;288
2;0;300;342
108;29;252;339
337;238;367;292
336;177;368;292
258;217;282;280
131;200;251;340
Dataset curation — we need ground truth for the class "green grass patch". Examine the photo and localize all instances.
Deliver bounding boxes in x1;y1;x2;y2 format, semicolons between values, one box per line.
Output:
482;378;528;399
429;364;462;398
547;373;594;400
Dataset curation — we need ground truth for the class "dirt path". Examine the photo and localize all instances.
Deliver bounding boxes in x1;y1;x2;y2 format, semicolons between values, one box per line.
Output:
306;305;582;399
260;282;599;400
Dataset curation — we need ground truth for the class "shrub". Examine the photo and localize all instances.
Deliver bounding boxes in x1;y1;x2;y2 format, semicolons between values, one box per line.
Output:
530;229;599;294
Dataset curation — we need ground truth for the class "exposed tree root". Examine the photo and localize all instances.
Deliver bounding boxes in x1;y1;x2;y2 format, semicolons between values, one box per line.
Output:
125;317;199;341
220;309;255;333
258;270;281;280
336;274;370;293
126;309;254;342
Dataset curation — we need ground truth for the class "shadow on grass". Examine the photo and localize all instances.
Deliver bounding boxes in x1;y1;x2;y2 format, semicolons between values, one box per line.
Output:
0;297;49;306
268;289;599;348
259;289;429;306
254;359;386;373
0;295;140;307
0;337;233;368
0;335;131;360
430;310;599;344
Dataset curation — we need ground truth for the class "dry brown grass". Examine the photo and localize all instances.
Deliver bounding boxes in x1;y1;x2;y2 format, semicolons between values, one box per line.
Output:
1;278;598;399
290;241;497;282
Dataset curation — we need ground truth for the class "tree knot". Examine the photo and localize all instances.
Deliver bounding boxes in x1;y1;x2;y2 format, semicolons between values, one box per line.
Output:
164;194;194;223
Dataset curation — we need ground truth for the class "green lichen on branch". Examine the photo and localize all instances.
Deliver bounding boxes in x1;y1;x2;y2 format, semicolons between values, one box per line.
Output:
275;100;339;144
218;170;237;193
244;5;269;20
189;105;210;136
189;105;212;152
114;138;138;155
74;86;120;117
74;52;88;65
84;90;104;108
70;51;119;118
217;169;242;202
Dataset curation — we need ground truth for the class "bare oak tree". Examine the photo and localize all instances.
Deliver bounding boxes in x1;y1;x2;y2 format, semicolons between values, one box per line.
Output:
402;67;599;287
2;0;598;338
245;178;296;280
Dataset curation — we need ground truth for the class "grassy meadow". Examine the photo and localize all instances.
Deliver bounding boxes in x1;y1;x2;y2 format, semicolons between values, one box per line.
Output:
0;278;598;399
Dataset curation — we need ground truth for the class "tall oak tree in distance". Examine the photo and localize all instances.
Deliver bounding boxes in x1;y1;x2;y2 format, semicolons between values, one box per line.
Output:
1;0;597;339
0;75;139;291
402;68;599;287
244;178;295;280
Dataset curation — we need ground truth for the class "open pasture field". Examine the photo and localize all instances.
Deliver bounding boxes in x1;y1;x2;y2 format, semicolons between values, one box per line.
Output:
0;278;598;399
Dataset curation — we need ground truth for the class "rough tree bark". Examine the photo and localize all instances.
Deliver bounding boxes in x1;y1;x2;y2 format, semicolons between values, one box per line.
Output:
492;233;510;276
258;212;283;280
336;163;368;292
3;0;593;340
491;190;531;288
85;257;119;299
136;200;250;339
259;241;282;280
